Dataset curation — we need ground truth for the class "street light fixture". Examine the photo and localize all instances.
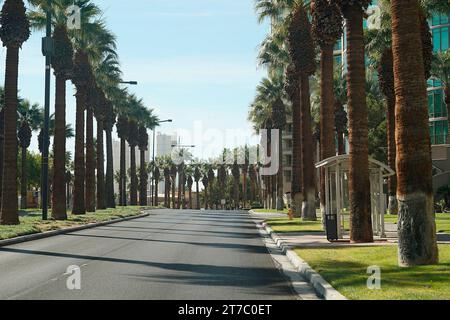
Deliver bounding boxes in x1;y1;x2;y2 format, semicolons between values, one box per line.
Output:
150;119;173;206
120;81;138;85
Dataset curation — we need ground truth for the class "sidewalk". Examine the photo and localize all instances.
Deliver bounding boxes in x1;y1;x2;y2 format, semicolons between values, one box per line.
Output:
250;211;450;247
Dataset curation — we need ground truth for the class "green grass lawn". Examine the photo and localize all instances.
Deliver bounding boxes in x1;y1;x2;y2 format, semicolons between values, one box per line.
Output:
0;206;153;241
252;208;289;214
295;245;450;300
265;217;324;233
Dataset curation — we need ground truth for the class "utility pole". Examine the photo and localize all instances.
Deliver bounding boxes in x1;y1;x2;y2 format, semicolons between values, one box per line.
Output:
41;0;53;220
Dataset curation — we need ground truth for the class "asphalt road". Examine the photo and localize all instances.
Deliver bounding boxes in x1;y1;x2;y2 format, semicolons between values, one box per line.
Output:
0;210;298;300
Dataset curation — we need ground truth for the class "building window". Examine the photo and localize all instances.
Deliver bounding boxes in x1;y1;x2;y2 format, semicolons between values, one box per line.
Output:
430;120;448;145
428;89;447;118
432;26;449;52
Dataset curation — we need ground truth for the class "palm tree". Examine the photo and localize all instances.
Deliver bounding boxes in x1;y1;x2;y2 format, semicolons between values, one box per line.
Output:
431;50;450;141
85;87;96;212
311;0;343;216
391;0;438;266
93;89;106;210
231;160;241;210
287;3;317;221
207;167;215;209
138;125;149;206
335;0;372;242
202;174;209;210
186;171;194;209
170;163;177;208
218;163;227;209
285;64;303;217
116;114;129;206
0;0;30;225
103;95;117;208
17;101;42;210
194;165;202;209
29;0;80;218
128;119;139;206
153;163;161;206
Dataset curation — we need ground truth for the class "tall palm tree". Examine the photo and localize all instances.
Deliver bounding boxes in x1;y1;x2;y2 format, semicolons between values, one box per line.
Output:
138;125;149;206
285;64;303;217
202;174;209;210
128;119;139;206
17;101;42;210
391;0;438;266
85;87;96;212
194;165;202;209
231;160;241;210
116;114;129;206
186;175;193;209
170;163;177;208
287;3;317;221
207;167;215;209
0;0;30;225
103;94;117;208
335;0;372;242
311;0;343;216
29;0;77;216
153;162;161;206
93;89;106;210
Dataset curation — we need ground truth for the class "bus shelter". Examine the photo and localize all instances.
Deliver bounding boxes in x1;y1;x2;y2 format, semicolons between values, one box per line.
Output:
316;155;395;239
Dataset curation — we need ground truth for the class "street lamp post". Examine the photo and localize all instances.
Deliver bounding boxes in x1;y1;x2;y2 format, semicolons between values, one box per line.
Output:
151;119;172;206
40;0;53;220
118;80;138;207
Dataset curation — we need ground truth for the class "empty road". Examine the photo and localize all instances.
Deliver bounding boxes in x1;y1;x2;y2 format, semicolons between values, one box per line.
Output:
0;210;302;300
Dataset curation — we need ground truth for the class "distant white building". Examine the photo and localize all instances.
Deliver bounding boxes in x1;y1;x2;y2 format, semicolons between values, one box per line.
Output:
154;132;178;195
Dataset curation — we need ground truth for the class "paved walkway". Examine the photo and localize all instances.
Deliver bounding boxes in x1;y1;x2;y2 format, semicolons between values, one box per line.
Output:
251;212;450;248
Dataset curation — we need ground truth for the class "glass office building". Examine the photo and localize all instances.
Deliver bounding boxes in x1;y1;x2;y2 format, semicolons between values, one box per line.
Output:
429;12;450;145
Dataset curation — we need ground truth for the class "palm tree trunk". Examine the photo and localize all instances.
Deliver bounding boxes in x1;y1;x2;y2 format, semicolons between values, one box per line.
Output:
0;46;20;224
320;44;336;218
391;0;438;266
196;181;200;209
105;128;115;208
387;92;398;215
345;6;372;242
52;76;67;219
164;176;168;207
154;177;159;206
292;83;303;218
204;187;208;210
300;73;317;221
139;149;147;206
85;107;95;212
130;146;138;205
96;118;106;210
189;187;192;209
171;177;176;208
276;131;284;210
177;171;182;209
243;171;247;208
20;146;27;209
271;175;277;210
120;138;126;206
72;89;86;215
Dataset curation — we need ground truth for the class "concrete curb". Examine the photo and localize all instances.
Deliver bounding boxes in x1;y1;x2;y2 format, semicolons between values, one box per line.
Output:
0;211;150;248
260;221;347;301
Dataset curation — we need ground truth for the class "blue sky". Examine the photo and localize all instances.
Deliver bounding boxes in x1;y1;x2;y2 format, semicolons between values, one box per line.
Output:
0;0;269;160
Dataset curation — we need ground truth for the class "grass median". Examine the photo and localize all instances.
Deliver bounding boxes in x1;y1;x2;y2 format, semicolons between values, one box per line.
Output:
295;245;450;300
0;206;155;241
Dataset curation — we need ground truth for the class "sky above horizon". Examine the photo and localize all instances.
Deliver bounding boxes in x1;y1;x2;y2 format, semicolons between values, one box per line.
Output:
0;0;269;160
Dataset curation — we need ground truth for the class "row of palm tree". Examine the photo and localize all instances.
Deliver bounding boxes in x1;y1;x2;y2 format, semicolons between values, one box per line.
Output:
250;0;448;266
148;147;264;211
0;0;159;224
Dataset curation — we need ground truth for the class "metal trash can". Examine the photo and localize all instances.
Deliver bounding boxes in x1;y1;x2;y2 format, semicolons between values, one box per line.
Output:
325;214;338;241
